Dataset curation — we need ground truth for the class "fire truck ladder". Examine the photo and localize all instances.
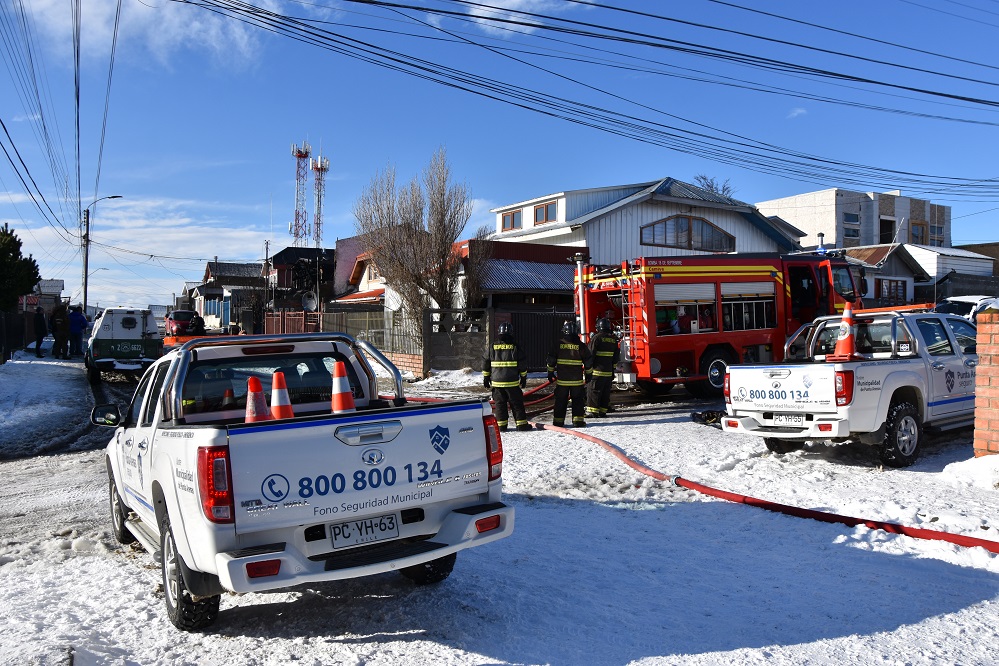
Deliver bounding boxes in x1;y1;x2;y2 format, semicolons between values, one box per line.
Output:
620;261;647;368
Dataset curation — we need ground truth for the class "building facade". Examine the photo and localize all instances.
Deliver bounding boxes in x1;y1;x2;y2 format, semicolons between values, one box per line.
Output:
491;177;801;265
755;188;952;250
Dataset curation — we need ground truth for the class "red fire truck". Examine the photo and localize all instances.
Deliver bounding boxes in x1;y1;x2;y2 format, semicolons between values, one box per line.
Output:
575;253;863;397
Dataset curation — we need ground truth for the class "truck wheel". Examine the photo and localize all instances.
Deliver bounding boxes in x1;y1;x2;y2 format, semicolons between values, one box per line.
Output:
87;364;101;384
161;515;220;631
400;553;456;585
687;350;732;398
879;400;921;468
109;478;136;545
636;380;673;397
764;438;804;455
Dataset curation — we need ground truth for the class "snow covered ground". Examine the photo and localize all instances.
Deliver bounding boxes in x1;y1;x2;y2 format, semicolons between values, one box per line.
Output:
1;347;999;665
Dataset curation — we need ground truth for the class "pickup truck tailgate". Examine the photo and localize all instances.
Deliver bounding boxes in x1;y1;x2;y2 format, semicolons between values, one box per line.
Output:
728;364;839;414
226;401;491;533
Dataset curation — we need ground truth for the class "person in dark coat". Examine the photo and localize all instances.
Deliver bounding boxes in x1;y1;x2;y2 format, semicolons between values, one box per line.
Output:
33;306;47;357
50;303;70;360
546;320;592;428
482;322;530;432
586;318;620;418
69;306;88;356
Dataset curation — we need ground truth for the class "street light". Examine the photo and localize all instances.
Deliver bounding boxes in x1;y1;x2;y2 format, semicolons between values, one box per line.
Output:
82;195;122;314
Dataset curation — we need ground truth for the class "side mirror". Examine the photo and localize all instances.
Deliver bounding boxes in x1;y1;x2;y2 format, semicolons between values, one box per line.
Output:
860;278;869;295
91;403;122;427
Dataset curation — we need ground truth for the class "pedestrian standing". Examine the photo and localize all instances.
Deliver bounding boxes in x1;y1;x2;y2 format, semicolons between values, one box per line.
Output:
482;322;531;432
50;303;70;360
586;318;619;418
69;305;88;356
546;320;591;428
33;306;47;357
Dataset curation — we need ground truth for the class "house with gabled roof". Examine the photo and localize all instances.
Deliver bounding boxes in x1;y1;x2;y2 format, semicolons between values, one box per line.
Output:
191;260;265;330
490;177;801;264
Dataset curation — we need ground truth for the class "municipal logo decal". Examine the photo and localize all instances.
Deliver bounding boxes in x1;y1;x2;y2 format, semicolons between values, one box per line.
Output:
945;369;955;392
429;426;450;455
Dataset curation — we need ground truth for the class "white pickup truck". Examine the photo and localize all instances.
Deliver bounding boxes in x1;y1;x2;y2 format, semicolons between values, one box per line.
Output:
722;310;978;467
91;333;513;631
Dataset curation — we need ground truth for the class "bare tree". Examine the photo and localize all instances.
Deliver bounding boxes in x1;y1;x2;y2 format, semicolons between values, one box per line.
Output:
352;147;474;342
694;174;736;198
462;225;494;311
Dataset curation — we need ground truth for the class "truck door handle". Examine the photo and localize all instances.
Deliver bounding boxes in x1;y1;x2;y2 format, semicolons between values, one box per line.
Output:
335;421;403;446
965;359;978;368
931;362;946;371
137;439;148;451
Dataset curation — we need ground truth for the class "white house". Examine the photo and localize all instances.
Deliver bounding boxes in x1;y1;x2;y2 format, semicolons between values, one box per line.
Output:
490;177;801;265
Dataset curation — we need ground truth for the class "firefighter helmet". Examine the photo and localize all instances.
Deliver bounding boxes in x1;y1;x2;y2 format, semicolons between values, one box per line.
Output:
596;318;612;333
561;320;578;337
497;322;512;336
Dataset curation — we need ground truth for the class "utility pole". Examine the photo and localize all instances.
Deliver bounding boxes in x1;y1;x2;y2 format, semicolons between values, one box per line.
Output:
82;195;122;314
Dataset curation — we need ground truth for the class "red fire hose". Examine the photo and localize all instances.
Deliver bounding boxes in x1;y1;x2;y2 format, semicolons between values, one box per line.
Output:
536;423;999;555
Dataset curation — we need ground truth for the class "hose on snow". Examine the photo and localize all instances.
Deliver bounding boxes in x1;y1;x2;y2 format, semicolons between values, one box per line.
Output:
534;423;999;555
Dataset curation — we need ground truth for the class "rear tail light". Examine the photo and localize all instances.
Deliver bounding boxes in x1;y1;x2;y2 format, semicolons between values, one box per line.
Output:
483;414;503;481
834;370;855;406
723;373;731;403
197;446;235;523
725;419;739;429
475;515;501;533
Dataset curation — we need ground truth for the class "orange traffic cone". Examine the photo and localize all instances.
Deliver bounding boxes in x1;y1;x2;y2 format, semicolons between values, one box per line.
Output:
221;388;236;409
270;371;295;420
826;301;858;362
331;361;356;414
245;376;272;423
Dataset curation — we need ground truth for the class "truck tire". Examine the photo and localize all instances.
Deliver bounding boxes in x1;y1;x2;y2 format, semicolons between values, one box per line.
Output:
879;400;922;468
687;349;732;398
764;438;804;455
400;553;456;585
161;515;220;631
87;362;101;384
109;478;136;545
636;380;674;397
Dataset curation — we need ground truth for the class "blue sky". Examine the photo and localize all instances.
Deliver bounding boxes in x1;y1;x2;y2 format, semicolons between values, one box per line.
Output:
3;0;998;308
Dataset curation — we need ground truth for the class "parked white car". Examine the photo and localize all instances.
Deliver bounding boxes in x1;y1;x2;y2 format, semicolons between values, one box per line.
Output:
934;294;999;323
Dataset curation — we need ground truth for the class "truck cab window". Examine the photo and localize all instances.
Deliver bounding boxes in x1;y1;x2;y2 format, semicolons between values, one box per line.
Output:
915;319;954;356
128;372;154;426
141;364;171;427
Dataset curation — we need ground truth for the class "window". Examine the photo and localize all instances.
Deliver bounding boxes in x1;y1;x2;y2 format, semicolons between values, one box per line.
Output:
915;319;953;356
843;227;860;247
876;278;906;306
366;264;380;281
142;364;171;426
843;212;860;224
911;221;928;245
502;210;522;231
640;215;735;252
534;201;557;224
930;224;945;247
843;228;860;239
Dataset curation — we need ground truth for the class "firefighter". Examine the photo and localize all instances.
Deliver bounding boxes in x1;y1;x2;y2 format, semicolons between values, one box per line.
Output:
546;320;592;428
482;322;531;431
586;318;619;418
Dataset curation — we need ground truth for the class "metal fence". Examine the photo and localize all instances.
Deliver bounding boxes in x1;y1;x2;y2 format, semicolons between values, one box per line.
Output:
1;311;26;364
264;307;421;356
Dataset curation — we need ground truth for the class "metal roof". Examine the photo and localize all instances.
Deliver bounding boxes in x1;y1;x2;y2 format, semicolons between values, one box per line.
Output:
207;261;264;279
651;177;747;206
481;259;574;292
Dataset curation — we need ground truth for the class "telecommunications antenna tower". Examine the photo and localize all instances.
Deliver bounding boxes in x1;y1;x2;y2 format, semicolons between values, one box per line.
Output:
291;142;312;247
311;153;330;248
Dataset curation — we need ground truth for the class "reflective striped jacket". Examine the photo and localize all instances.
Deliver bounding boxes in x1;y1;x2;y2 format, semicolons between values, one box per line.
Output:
589;334;620;377
482;334;527;388
546;335;592;387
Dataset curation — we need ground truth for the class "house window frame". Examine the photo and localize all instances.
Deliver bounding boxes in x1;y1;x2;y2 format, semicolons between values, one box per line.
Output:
929;223;945;247
843;212;860;224
910;221;928;245
534;201;557;225
502;210;522;231
640;214;735;252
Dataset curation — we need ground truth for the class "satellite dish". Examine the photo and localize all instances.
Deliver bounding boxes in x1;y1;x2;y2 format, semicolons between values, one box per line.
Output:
302;291;318;312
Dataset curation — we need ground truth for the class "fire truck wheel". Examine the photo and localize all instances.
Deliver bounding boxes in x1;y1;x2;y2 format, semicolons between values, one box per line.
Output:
636;381;674;397
687;349;733;398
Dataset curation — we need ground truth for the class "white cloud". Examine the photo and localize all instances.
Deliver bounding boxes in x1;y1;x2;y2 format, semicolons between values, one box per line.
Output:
787;107;807;119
